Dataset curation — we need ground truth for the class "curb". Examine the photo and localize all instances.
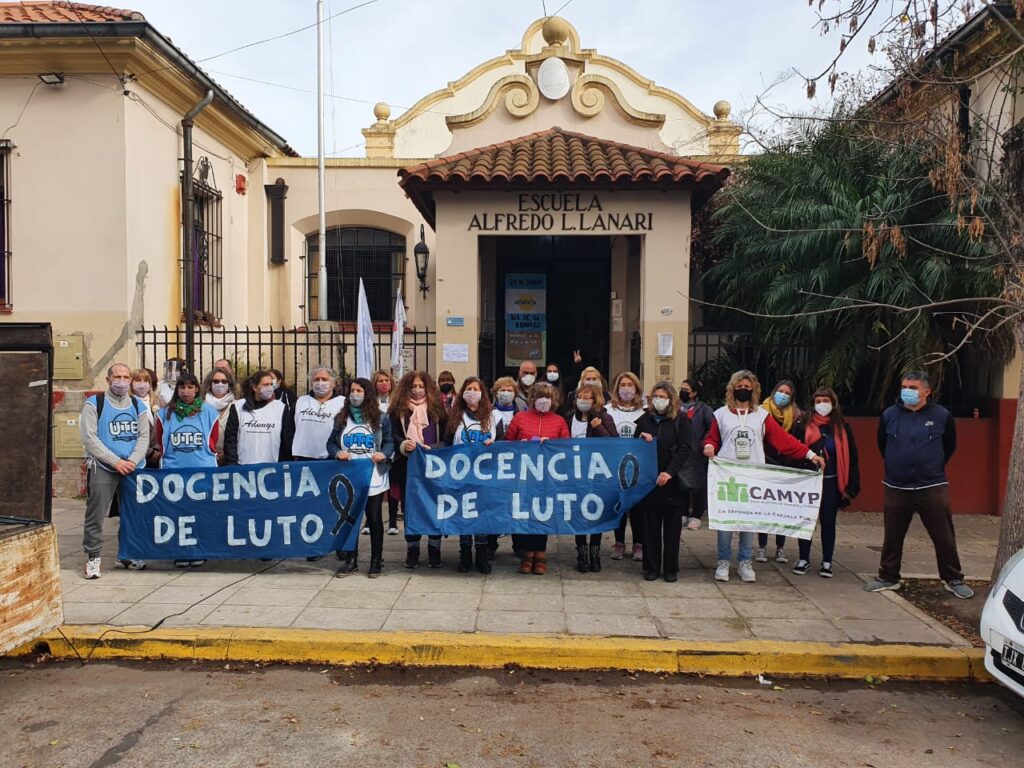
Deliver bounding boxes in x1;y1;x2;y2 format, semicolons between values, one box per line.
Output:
9;625;991;681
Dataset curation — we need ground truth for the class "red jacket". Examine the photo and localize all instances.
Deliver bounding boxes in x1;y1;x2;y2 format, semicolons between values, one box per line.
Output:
505;410;570;441
703;408;809;462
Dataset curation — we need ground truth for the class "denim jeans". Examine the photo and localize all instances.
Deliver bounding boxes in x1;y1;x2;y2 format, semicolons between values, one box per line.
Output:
717;530;753;562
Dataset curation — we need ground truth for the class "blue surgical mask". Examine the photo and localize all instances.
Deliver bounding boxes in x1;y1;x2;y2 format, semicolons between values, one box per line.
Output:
773;391;791;408
900;388;920;407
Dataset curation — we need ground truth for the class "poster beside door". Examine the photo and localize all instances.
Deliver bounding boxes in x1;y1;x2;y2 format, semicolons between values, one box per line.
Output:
504;273;546;366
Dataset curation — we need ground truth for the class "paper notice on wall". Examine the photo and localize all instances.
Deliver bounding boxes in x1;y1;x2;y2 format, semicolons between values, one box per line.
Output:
612;317;624;333
442;343;470;363
657;332;673;356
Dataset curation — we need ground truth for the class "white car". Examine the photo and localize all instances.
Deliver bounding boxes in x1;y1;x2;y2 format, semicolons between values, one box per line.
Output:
981;548;1024;698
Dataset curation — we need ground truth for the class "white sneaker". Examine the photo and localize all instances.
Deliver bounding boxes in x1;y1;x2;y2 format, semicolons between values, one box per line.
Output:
685;517;701;531
774;547;788;564
714;560;730;582
754;547;768;563
84;557;101;579
387;526;399;535
632;544;643;562
361;527;370;535
116;558;147;571
738;560;756;582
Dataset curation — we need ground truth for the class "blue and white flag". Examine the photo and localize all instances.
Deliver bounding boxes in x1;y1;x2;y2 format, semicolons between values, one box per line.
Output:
391;280;407;377
117;460;373;560
404;439;657;536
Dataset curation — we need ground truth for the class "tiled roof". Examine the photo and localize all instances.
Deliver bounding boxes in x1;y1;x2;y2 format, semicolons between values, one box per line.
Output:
399;127;730;226
0;2;144;23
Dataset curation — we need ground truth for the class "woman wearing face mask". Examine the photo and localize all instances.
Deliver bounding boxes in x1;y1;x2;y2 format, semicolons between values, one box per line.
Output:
544;362;565;402
792;388;860;577
755;380;805;565
565;383;616;573
679;379;714;531
491;377;518;432
292;366;345;461
445;377;502;574
201;368;236;465
390;370;448;569
634;382;694;582
563;366;611;417
269;368;298;420
223;371;294;466
327;378;394;577
154;372;219;568
132;368;161;469
437;371;457;410
608;372;647;561
372;369;401;534
504;381;569;575
702;371;824;583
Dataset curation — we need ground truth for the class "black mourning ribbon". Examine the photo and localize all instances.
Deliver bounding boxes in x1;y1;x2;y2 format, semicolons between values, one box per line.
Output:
328;474;357;536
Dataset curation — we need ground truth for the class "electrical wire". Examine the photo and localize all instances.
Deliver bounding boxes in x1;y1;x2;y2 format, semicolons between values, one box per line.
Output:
1;81;41;139
64;1;128;92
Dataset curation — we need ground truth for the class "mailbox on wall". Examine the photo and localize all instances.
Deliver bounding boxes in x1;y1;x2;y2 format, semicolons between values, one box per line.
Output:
53;333;84;380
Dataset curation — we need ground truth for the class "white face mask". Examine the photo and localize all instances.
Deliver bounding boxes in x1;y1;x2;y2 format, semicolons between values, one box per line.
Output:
132;381;150;397
311;380;332;398
210;382;230;397
496;390;515;406
618;387;635;403
520;374;536;388
814;402;834;417
546;372;559;383
463;390;482;407
348;392;365;407
576;399;592;413
534;397;552;413
259;384;275;401
651;396;670;413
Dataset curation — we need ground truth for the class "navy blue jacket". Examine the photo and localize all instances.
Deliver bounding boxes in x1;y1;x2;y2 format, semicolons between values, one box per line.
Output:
876;401;956;490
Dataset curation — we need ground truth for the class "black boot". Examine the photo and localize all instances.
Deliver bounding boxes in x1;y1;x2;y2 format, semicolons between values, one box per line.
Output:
336;552;358;575
576;544;590;573
457;544;472;573
428;545;443;568
404;547;420;569
368;557;382;578
475;545;492;574
589;544;602;573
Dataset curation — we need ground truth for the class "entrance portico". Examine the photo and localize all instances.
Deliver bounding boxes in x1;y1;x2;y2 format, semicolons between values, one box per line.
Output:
399;128;728;385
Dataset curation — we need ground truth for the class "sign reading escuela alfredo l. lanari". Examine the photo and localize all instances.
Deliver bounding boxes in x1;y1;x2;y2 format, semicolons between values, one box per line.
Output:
468;193;654;233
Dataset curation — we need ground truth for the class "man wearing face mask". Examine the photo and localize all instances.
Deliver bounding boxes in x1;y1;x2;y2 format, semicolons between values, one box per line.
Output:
79;363;151;578
865;371;971;598
513;360;538;413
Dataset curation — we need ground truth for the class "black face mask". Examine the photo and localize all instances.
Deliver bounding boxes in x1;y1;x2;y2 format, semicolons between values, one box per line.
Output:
440;383;454;394
681;390;693;401
734;389;753;403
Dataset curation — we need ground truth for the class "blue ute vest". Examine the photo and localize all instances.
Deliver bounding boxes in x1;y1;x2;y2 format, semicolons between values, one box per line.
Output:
158;403;219;469
88;394;145;462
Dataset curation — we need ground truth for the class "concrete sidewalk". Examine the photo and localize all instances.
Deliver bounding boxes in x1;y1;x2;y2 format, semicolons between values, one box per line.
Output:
51;500;997;647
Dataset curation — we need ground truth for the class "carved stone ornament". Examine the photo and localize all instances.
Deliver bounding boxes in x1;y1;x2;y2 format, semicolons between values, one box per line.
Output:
537;57;571;100
446;75;541;128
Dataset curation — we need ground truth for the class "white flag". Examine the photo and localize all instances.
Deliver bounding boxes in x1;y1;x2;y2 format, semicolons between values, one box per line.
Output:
391;281;407;377
356;279;374;379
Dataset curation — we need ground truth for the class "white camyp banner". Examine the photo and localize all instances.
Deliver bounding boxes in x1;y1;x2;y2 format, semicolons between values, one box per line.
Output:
707;457;823;541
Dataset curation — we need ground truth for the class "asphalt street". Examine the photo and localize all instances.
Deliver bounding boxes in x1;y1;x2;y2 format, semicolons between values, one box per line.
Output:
2;659;1022;768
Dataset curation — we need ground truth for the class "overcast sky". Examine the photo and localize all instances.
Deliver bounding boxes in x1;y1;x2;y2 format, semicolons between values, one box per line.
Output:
124;0;878;156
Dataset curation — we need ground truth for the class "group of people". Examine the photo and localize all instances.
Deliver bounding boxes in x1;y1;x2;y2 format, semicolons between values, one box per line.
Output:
80;358;974;599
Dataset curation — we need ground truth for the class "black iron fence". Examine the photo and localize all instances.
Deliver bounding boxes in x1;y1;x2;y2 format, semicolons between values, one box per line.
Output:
136;325;436;387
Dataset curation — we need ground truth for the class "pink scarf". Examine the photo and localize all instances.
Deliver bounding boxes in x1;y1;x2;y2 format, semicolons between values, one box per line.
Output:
804;414;850;495
406;398;429;445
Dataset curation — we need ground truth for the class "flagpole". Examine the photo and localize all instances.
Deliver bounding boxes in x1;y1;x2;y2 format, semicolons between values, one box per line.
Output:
316;0;328;320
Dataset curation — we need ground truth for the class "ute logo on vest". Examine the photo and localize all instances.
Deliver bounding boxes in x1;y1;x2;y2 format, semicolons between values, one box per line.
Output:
109;413;139;442
461;424;488;444
343;425;375;452
170;425;204;452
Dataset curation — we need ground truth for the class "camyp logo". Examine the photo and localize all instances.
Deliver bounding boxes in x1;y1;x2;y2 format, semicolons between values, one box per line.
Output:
717;476;749;503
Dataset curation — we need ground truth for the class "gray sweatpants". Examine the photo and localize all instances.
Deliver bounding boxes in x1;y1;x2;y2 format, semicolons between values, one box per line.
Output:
83;466;121;558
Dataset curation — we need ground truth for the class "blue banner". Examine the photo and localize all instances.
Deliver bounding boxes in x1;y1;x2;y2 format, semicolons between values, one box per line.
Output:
117;460;373;560
404;439;658;536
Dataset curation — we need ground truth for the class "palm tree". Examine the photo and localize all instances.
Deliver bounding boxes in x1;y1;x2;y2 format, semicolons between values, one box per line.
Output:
703;122;1012;409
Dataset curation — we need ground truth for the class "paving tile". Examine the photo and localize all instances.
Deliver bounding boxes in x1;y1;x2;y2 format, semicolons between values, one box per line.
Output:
657;617;754;641
727;599;824;620
201;604;304;628
109;602;216;628
646;597;738;619
383;609;478;632
241;572;335;590
168;571;260;587
561;579;641;597
307;590;401;610
565;613;659;638
323;571;409;591
482;576;565;595
292;607;389;631
71;570;179;587
62;602;134;624
140;584;240;606
563;595;649;616
63;584;160;604
833;618;950;644
393;590;482;611
746;618;848;642
476;610;567;634
478;593;566;612
222;587;319;608
638;580;723;598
